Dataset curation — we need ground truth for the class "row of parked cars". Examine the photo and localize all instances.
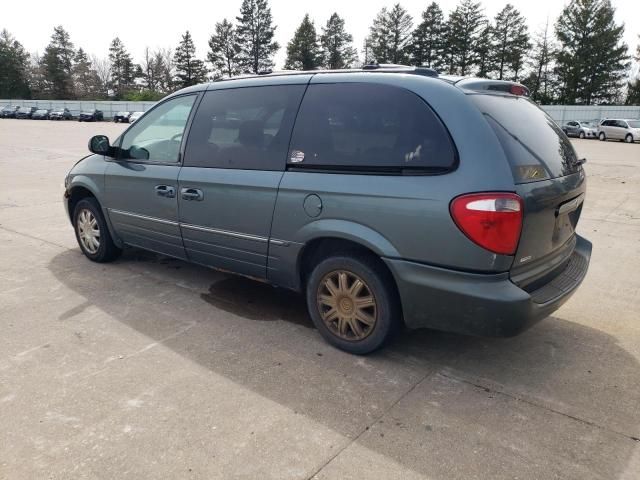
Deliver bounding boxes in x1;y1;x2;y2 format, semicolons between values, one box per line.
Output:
0;105;144;123
562;118;640;143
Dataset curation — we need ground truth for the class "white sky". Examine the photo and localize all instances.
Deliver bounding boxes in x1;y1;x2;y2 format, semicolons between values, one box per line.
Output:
3;0;639;71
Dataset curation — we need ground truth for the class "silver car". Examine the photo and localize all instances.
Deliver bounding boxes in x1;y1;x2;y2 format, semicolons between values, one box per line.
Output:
562;120;598;139
598;118;640;143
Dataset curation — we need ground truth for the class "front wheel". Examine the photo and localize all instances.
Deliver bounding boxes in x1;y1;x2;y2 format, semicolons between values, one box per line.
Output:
73;198;121;263
625;134;634;143
599;132;606;141
579;131;585;139
305;254;400;354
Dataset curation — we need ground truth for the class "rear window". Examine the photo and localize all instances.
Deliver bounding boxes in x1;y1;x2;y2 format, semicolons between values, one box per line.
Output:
470;94;580;182
288;83;456;173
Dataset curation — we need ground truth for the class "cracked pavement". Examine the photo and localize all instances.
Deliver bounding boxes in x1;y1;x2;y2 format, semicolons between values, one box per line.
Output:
1;119;639;479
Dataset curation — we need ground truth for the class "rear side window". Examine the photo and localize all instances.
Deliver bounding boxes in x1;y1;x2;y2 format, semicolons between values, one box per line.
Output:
470;94;580;182
184;85;306;170
288;83;456;172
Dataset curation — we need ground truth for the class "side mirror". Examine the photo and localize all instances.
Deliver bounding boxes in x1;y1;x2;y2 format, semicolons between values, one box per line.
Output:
88;135;111;155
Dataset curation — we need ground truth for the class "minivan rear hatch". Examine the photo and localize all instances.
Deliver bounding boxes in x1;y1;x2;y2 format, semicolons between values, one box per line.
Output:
470;93;586;289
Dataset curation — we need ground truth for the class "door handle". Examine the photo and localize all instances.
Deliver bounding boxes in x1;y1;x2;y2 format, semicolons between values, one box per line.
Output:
181;187;204;201
155;185;176;198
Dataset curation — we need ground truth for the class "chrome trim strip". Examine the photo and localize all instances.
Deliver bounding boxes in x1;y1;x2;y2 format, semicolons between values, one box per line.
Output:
108;209;179;226
109;209;292;246
180;223;268;243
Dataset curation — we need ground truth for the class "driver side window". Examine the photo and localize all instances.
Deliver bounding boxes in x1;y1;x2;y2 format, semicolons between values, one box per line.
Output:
119;94;197;163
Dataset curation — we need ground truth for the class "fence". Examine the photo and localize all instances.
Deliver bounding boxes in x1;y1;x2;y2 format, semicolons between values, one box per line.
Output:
1;99;639;123
540;105;640;123
0;99;157;119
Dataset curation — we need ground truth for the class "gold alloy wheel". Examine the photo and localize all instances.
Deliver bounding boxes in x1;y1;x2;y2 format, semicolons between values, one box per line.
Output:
317;270;377;341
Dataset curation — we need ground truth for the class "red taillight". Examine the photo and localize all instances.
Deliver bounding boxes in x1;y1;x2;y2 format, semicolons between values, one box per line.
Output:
450;193;523;255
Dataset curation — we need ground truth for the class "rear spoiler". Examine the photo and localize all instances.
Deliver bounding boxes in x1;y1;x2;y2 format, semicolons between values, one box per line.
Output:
445;77;530;97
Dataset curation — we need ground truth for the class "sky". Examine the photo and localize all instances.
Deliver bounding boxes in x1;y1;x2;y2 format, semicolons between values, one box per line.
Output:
3;0;639;72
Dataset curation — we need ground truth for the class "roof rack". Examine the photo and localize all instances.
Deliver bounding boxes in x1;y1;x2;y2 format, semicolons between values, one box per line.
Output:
362;63;439;77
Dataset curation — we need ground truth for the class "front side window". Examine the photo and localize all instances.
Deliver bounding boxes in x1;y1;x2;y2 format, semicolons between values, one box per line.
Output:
119;94;196;163
288;83;457;172
184;85;306;170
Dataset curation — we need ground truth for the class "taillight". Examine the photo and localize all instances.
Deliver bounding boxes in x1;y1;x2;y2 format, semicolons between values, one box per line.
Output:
450;193;523;255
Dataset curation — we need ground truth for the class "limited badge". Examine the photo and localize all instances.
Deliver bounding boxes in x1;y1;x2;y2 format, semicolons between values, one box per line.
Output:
289;150;305;163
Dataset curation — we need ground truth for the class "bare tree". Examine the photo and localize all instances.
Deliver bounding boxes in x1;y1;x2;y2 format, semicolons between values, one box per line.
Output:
90;54;111;97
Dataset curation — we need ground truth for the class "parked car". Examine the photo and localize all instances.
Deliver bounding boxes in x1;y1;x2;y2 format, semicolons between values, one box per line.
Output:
15;106;37;119
113;111;131;123
0;105;20;118
32;109;50;120
50;108;72;120
129;111;144;123
598;118;640;143
562;120;598;139
63;66;592;354
78;109;104;122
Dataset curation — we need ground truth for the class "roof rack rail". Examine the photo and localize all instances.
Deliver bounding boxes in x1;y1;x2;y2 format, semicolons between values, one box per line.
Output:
362;63;438;77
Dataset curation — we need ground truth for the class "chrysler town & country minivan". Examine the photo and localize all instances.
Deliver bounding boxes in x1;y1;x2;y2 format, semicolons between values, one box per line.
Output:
63;66;592;354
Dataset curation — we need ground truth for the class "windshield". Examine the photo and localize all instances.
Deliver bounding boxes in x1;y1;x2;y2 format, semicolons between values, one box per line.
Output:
19;107;30;113
580;122;593;127
36;110;47;114
628;121;640;128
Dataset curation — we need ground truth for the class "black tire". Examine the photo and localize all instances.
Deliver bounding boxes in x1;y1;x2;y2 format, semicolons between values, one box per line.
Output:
73;197;121;263
625;134;633;143
599;132;606;141
305;253;400;354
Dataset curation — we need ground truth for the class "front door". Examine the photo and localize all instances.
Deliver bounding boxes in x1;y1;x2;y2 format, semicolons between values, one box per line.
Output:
105;94;198;259
178;83;308;278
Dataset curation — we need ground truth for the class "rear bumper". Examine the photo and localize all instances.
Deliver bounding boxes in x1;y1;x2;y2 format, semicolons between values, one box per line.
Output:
384;235;592;337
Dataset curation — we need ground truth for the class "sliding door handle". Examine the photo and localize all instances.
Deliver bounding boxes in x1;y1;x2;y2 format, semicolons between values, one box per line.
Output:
181;188;204;201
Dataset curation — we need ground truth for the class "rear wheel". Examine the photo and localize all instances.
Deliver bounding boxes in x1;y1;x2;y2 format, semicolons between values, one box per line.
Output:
625;134;634;143
599;132;606;141
305;254;400;354
579;131;585;139
73;198;121;263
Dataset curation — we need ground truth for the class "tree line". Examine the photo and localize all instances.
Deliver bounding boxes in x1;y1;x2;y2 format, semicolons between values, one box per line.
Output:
1;0;638;105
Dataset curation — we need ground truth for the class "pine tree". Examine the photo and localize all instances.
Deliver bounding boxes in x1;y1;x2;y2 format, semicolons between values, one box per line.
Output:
0;29;31;98
41;26;75;99
555;0;629;104
491;4;529;80
411;2;445;70
366;4;413;64
320;13;357;69
108;37;136;99
236;0;279;73
72;48;101;99
285;14;321;70
475;25;493;78
444;0;485;75
208;19;241;79
174;31;208;88
626;38;640;105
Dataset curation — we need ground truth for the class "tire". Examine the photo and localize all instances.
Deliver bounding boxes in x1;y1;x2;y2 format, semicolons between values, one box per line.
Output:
305;253;400;354
579;131;585;139
625;134;633;143
599;132;606;141
73;197;121;263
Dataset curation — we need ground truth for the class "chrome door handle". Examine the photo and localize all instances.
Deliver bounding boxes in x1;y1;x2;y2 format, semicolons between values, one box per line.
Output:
181;188;204;201
155;185;176;198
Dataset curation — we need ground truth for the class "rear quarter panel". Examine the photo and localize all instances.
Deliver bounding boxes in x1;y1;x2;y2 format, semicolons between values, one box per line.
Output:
268;73;518;290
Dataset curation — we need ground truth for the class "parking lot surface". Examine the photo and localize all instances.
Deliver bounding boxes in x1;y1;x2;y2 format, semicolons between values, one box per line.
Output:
0;119;639;479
